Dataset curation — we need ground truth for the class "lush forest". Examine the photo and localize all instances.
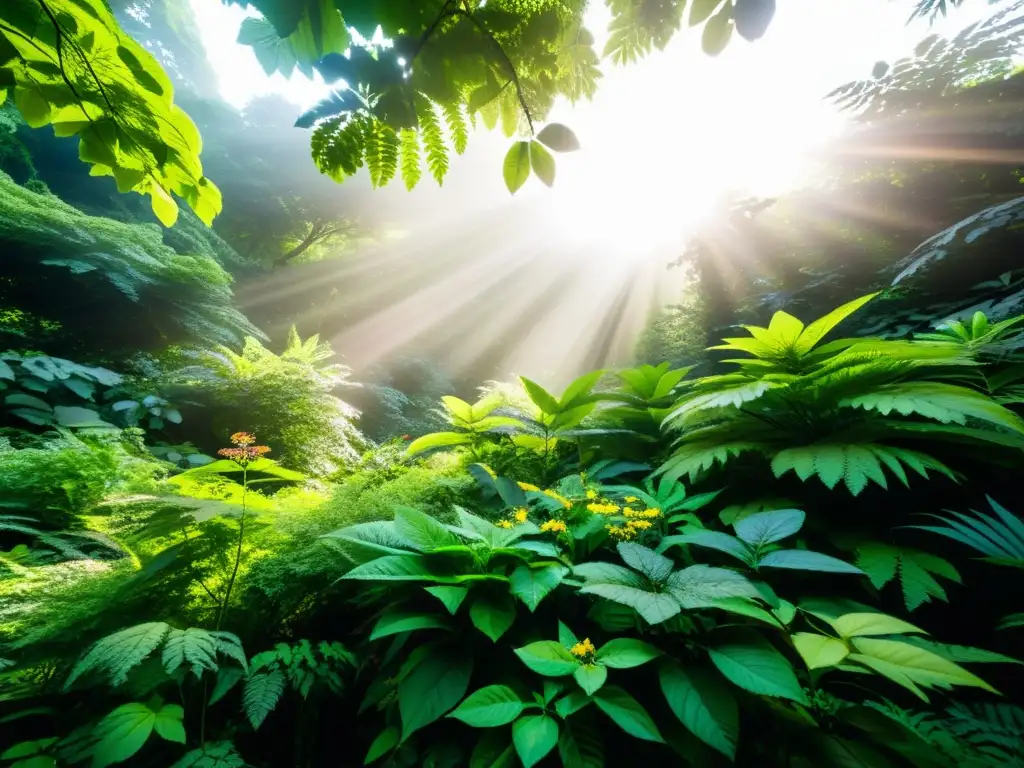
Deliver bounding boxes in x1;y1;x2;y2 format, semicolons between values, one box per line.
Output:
3;0;1024;766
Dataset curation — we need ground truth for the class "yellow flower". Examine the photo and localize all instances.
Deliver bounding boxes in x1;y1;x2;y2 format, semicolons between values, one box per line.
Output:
624;495;640;503
518;481;540;492
569;638;596;659
497;520;514;529
627;520;653;531
586;502;620;515
605;524;636;540
585;489;598;500
544;489;572;509
514;507;529;523
624;507;661;519
540;520;567;533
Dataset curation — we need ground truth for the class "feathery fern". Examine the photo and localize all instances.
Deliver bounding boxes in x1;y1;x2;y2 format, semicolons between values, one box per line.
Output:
912;496;1024;567
243;668;286;730
856;543;961;611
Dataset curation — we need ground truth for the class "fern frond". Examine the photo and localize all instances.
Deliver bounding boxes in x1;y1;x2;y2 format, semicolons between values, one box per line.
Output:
398;129;422;191
362;120;399;188
162;628;219;678
310;114;369;183
441;103;469;155
66;622;172;688
212;632;248;672
842;382;1024;433
658;441;762;484
856;543;961;611
416;98;449;185
243;669;285;729
911;497;1024;566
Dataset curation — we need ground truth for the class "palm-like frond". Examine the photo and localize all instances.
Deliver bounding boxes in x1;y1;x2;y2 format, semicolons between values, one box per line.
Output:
910;496;1024;567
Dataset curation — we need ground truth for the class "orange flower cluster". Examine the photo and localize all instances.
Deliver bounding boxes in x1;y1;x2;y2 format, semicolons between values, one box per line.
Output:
218;431;270;465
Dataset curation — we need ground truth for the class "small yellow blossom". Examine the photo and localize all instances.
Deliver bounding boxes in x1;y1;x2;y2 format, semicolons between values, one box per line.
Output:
587;502;621;515
518;481;540;492
605;524;636;541
627;520;653;531
540;519;567;533
513;507;529;523
585;489;598;500
544;489;572;509
569;638;596;659
624;507;662;519
497;520;515;529
624;495;640;503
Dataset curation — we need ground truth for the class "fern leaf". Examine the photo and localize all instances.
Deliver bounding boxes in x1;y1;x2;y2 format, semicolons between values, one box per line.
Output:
416;98;449;185
842;382;1024;433
362;119;400;188
310;114;368;183
771;444;955;495
441;103;469;154
162;627;218;678
243;669;286;729
398;128;422;191
659;441;761;483
211;632;248;672
856;543;960;611
66;622;172;688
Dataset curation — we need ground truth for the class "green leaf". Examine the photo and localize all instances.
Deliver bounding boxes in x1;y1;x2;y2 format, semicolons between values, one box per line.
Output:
503;141;531;194
365;726;399;763
579;583;680;625
152;703;185;743
794;293;879;354
342;554;449;582
510;565;568;611
449;685;525;727
92;703;156;768
469;730;517;768
150;183;179;227
406;431;471;455
370;612;450;641
662;531;752;563
573;664;607;695
521;377;561;414
709;631;808;703
14;86;51;128
54;405;113;428
792;633;850;670
208;667;243;706
758;549;864;574
394;507;460;551
659;662;738;760
855;544;959;611
470;592;516;642
617;542;674;582
666;565;761;608
243;669;284;729
690;0;724;26
558;621;579;647
529;141;556;187
515;641;581;676
399;646;473;740
827;612;925;638
850;637;998;698
425;586;469;615
537;123;580;152
595;639;661;669
554;690;592;718
734;509;805;547
512;715;559;768
702;3;734;55
4;393;52;411
558;718;603;768
592;686;664;743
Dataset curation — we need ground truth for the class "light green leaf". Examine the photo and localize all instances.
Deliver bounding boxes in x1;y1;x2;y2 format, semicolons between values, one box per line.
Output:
659;662;738;760
794;293;879;354
592;685;664;743
827;613;926;638
512;715;559;768
470;592;517;642
341;555;448;582
702;3;734;56
792;633;850;670
449;685;525;727
503;141;532;194
558;621;579;647
152;703;185;744
529;141;556;187
394;507;460;552
595;639;661;669
536;123;580;152
406;431;471;455
521;377;561;414
92;703;156;768
573;664;607;695
850;637;998;696
509;565;568;612
14;86;51;128
425;586;469;615
709;631;808;704
554;689;593;718
515;641;581;676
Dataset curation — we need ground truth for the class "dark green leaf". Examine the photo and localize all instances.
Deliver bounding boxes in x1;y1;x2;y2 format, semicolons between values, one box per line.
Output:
709;630;808;704
512;715;559;768
592;686;664;742
449;685;525;727
515;641;580;676
398;646;473;740
659;662;738;760
509;565;568;611
470;592;517;642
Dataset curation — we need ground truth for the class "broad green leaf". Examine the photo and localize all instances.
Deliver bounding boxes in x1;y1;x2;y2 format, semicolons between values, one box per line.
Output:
595;639;661;669
573;664;607;695
4;393;52;411
558;621;579;647
394;507;460;551
521;377;561;414
503;141;531;194
441;396;473;422
758;549;864;574
470;592;517;642
554;690;592;718
661;531;752;563
617;542;674;582
659;662;738;760
792;633;849;670
512;715;559;768
425;586;469;615
536;123;580;152
92;703;157;768
851;637;998;695
578;583;681;625
54;405;113;428
370;612;450;641
592;686;664;743
342;555;449;582
734;509;805;547
828;613;925;638
449;685;525;727
365;726;399;763
709;631;808;704
794;293;880;355
406;431;471;455
529;141;556;187
666;565;761;608
398;646;473;740
14;86;51;128
208;667;244;706
515;641;581;676
152;703;185;743
509;565;569;611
